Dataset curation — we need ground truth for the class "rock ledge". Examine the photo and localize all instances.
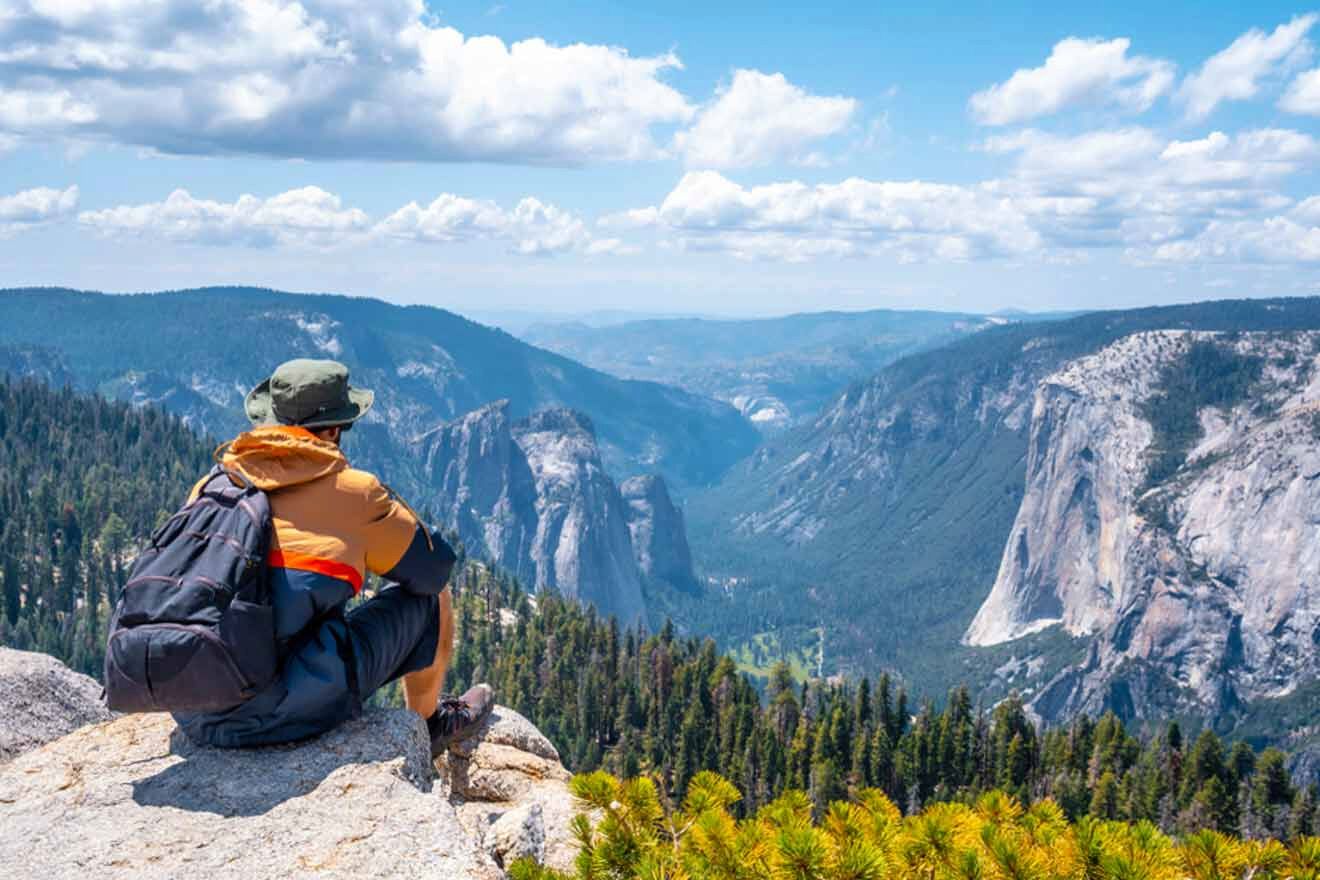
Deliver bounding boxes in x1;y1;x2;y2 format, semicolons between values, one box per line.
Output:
0;656;580;879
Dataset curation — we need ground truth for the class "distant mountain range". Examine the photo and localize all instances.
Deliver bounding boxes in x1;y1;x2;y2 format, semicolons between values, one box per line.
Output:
688;296;1320;740
519;309;1024;430
0;287;757;488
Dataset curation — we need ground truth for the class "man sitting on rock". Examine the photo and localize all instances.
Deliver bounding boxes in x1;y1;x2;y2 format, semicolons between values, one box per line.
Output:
176;358;492;754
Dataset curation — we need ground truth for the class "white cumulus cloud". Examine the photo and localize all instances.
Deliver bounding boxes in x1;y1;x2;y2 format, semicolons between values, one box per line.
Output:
969;37;1174;126
77;186;615;256
1149;214;1320;264
983;127;1318;253
0;0;693;164
1280;65;1320;114
78;187;371;247
598;206;660;230
630;124;1320;264
1178;14;1317;120
0;184;79;235
376;194;609;255
674;70;856;168
645;170;1041;262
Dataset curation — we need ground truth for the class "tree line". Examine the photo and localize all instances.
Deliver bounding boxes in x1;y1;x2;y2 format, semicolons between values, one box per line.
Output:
446;567;1320;842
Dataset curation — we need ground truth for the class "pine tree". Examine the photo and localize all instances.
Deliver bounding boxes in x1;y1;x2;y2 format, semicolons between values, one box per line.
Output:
1090;770;1120;820
1;545;19;626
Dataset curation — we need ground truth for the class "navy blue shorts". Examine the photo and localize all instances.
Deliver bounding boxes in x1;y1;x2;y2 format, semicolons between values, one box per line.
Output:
176;586;440;748
346;585;441;697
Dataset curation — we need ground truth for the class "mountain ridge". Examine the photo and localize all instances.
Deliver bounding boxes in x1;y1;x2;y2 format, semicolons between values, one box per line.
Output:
0;286;758;488
519;307;1021;430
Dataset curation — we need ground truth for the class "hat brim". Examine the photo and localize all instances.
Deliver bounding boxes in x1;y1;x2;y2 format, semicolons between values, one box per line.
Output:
244;380;374;429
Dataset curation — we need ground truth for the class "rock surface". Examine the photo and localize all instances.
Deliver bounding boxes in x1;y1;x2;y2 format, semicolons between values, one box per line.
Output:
0;646;112;764
418;400;648;624
417;400;541;589
966;331;1320;722
621;474;700;595
440;705;582;872
0;654;582;879
514;409;647;626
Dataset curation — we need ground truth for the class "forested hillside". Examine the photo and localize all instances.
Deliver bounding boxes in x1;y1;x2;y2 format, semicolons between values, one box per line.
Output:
0;375;210;675
451;577;1320;840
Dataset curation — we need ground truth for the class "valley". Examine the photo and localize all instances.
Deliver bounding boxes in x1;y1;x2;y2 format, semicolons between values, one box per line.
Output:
518;309;1018;430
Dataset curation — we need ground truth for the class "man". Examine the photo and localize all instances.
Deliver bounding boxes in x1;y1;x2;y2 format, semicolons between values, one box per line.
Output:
175;358;492;754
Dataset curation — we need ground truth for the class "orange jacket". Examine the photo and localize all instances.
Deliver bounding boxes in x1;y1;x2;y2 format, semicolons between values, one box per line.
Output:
195;426;453;640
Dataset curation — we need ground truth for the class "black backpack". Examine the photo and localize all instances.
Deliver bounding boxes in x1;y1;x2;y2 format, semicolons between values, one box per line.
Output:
104;466;278;713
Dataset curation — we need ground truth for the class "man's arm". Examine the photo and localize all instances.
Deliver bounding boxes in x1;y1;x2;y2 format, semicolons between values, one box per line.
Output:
362;479;457;596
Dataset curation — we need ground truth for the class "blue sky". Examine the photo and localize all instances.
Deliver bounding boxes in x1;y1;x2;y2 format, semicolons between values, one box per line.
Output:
4;1;1320;317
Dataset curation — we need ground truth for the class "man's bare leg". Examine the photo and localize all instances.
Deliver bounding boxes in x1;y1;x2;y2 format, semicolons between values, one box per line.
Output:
403;586;454;718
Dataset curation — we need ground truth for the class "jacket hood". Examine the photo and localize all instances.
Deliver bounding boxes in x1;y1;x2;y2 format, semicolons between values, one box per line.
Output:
220;426;347;491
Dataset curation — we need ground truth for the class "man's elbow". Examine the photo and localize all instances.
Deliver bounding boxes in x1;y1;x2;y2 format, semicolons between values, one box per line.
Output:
384;527;457;596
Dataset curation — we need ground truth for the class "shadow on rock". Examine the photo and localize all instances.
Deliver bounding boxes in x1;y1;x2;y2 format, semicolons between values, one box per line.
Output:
131;712;433;817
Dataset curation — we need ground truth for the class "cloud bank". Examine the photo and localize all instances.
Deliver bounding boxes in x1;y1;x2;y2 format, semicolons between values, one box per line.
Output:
77;186;618;256
0;0;693;163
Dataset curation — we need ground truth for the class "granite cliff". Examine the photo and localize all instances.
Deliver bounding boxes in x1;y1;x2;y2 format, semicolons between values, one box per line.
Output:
967;331;1320;724
416;401;700;623
621;474;700;595
688;297;1320;706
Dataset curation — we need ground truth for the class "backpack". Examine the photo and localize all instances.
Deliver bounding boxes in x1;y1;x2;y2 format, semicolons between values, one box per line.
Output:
104;465;278;713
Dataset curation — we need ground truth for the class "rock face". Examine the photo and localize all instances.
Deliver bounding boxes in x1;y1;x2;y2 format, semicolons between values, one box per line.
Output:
967;331;1320;723
0;646;112;764
0;652;582;879
621;475;700;594
417;400;540;589
513;409;647;626
418;401;647;625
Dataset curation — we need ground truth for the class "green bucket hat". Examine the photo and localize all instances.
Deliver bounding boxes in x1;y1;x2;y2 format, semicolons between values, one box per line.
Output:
244;358;374;430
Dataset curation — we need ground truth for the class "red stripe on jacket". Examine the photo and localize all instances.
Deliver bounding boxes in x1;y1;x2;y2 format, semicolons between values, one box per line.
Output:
268;549;364;594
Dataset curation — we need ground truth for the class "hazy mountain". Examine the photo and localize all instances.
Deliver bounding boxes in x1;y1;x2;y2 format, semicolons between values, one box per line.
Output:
0;287;757;487
689;297;1320;735
520;309;1012;430
462;308;720;336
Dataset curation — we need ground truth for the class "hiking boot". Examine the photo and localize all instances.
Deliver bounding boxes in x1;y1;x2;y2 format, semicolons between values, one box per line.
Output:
427;683;495;757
